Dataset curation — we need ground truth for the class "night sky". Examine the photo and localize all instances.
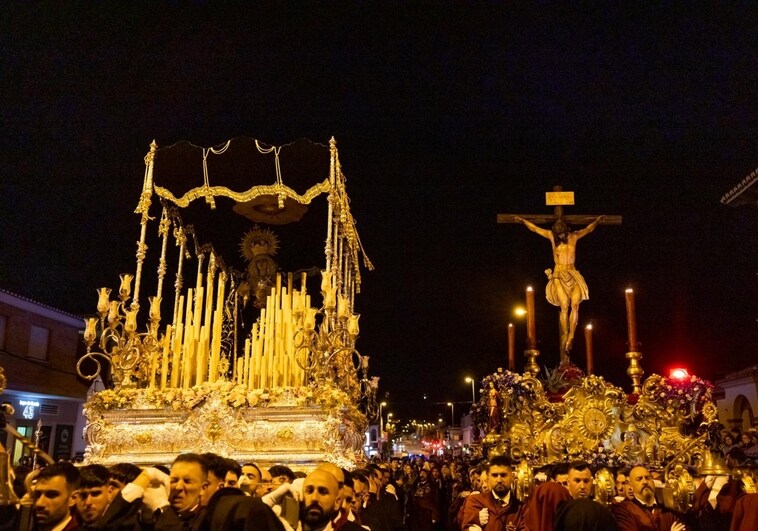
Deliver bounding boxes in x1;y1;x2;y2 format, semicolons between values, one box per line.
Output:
3;5;758;422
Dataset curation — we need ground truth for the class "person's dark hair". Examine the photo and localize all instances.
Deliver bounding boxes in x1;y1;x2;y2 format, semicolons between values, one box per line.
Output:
79;464;110;489
155;464;171;475
202;453;233;481
225;459;242;478
268;465;295;482
37;462;80;490
552;219;569;235
351;469;371;488
550;462;569;480
488;455;513;470
342;469;354;489
568;461;592;474
173;453;208;476
109;463;141;485
616;466;631;477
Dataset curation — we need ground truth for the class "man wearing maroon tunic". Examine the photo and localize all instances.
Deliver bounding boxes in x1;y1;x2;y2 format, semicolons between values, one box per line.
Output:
461;456;521;531
517;477;572;531
729;492;758;531
611;466;686;531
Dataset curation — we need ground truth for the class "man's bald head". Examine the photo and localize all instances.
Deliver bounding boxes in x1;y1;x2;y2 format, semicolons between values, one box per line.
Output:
317;462;345;486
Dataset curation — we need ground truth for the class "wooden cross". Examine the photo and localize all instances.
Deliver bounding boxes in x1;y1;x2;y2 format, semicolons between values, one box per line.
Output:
497;185;621;366
497;185;622;227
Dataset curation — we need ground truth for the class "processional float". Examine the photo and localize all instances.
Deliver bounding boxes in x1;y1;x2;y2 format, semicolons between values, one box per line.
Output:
480;187;752;510
76;137;378;468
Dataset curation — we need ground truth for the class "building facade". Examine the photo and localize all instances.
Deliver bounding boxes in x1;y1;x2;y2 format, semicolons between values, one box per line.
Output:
714;365;758;432
0;289;88;464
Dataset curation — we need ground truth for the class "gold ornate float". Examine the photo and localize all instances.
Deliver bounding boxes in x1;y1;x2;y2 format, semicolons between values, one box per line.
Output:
78;137;377;468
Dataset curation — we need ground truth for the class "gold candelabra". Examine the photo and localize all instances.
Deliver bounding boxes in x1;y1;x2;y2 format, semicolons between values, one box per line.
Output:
293;270;364;403
77;274;164;388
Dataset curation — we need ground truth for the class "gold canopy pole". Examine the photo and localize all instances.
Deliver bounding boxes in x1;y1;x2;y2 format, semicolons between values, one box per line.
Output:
156;206;171;300
325;138;337;279
132;140;157;311
172;225;188;328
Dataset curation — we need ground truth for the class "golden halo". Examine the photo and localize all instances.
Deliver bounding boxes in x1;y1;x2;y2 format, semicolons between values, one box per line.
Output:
239;226;279;262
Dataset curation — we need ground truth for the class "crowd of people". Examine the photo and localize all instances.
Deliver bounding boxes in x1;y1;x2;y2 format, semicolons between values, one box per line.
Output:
2;449;757;531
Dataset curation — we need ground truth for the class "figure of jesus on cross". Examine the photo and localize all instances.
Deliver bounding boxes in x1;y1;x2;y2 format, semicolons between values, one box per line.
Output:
499;187;620;364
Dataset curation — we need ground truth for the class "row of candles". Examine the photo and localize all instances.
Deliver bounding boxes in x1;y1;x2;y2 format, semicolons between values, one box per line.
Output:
91;266;360;390
506;286;640;373
233;274;310;389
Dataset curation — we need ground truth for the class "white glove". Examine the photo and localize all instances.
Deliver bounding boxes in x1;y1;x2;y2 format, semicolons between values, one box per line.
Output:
143;485;170;511
262;483;292;507
385;484;397;499
479;507;489;525
143;467;170;488
290;478;304;502
469;525;482;531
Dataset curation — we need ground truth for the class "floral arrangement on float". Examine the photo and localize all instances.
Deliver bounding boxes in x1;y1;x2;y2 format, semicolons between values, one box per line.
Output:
85;380;364;426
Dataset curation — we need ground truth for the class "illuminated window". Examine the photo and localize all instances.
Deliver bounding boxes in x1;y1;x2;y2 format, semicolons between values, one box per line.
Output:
28;325;50;361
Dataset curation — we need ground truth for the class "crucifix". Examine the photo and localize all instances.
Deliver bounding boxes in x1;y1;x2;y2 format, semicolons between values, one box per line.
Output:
498;186;621;364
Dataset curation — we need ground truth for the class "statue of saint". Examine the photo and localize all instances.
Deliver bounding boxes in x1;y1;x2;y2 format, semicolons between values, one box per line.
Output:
239;226;280;308
514;215;605;361
487;381;500;432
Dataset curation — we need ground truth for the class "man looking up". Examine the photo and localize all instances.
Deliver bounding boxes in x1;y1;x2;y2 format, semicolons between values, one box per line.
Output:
32;462;80;531
611;466;686;531
74;464;116;527
461;456;521;531
567;461;593;500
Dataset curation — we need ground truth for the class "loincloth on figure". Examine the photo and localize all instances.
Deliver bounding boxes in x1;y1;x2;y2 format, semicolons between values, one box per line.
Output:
544;266;589;305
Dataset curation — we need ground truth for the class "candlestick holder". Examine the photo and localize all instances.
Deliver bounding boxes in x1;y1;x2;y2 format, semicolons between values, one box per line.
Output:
77;282;164;389
523;348;541;377
625;350;644;394
294;305;365;403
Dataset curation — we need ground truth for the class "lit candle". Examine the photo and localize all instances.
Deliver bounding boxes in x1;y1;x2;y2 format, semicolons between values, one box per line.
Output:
625;288;638;350
508;323;515;371
585;323;594;375
526;286;536;349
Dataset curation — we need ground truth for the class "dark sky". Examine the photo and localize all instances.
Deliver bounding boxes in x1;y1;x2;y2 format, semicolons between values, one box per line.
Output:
3;4;758;422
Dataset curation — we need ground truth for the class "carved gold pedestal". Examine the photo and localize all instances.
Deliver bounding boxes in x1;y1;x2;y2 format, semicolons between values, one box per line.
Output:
83;393;363;469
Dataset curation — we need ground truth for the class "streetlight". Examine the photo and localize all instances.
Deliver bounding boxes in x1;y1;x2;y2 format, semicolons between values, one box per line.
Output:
447;402;455;427
379;401;387;438
465;377;476;403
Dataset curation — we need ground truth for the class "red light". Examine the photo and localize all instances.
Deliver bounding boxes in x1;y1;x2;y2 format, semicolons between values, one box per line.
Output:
669;368;689;380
